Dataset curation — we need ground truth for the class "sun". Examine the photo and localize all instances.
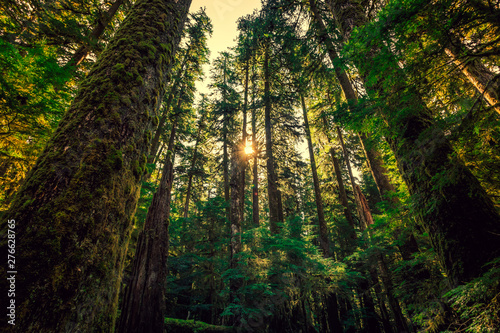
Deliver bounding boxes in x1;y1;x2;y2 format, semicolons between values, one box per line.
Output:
244;143;254;155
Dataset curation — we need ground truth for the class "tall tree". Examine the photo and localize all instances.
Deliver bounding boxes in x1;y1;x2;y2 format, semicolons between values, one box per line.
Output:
0;0;191;331
118;116;178;333
313;0;500;284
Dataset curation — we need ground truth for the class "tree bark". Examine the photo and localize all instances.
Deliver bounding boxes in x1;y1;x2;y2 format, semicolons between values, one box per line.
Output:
229;142;245;308
252;94;259;227
118;117;178;333
183;111;206;218
240;60;250;219
263;38;282;234
0;0;191;331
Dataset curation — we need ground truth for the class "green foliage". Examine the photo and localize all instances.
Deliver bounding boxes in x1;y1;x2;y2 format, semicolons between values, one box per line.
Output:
165;318;234;332
444;259;500;332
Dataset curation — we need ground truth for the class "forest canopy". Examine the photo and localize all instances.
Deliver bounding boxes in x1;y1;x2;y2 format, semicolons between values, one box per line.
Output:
0;0;499;332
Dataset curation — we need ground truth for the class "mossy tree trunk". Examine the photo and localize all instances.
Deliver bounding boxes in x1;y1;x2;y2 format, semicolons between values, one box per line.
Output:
118;117;178;333
0;0;191;331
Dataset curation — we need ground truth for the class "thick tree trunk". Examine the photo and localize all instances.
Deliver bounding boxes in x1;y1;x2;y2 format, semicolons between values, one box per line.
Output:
65;0;126;68
263;39;282;234
0;0;191;331
118;118;178;333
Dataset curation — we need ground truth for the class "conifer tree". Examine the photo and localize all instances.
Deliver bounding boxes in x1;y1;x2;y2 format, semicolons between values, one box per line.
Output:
0;0;191;331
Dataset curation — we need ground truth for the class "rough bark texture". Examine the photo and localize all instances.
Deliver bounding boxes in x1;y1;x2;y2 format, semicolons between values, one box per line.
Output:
263;39;282;234
118;119;177;333
0;0;191;331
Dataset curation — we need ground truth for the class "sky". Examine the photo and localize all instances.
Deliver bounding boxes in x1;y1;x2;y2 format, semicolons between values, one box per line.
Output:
190;0;262;93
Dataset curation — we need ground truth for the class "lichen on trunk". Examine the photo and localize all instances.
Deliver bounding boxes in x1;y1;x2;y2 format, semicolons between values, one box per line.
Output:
0;0;191;331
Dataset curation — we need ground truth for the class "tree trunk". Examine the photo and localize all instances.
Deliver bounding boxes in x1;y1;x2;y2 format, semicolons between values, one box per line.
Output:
357;186;410;333
183;112;206;218
0;0;191;331
148;50;191;165
263;38;282;234
118;118;178;333
320;0;500;284
240;59;250;219
336;126;368;229
251;59;259;227
65;0;126;69
301;94;329;256
229;142;245;312
313;3;396;206
445;40;500;115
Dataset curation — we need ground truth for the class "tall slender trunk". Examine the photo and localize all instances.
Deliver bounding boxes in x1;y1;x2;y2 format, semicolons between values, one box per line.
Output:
239;59;250;223
118;117;178;333
229;142;245;312
317;0;500;284
336;126;368;229
65;0;126;68
445;41;500;115
357;186;411;333
252;94;259;227
301;94;329;256
301;95;344;332
0;0;191;331
311;2;396;205
183;112;206;218
263;39;282;234
148;50;192;164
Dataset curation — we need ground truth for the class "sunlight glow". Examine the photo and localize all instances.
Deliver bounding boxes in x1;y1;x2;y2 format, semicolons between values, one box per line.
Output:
244;143;254;155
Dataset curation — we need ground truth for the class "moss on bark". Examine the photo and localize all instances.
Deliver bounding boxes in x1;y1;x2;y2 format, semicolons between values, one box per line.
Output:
0;0;191;331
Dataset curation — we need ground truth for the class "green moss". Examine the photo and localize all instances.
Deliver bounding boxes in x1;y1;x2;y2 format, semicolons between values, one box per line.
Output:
164;318;234;333
113;63;125;72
